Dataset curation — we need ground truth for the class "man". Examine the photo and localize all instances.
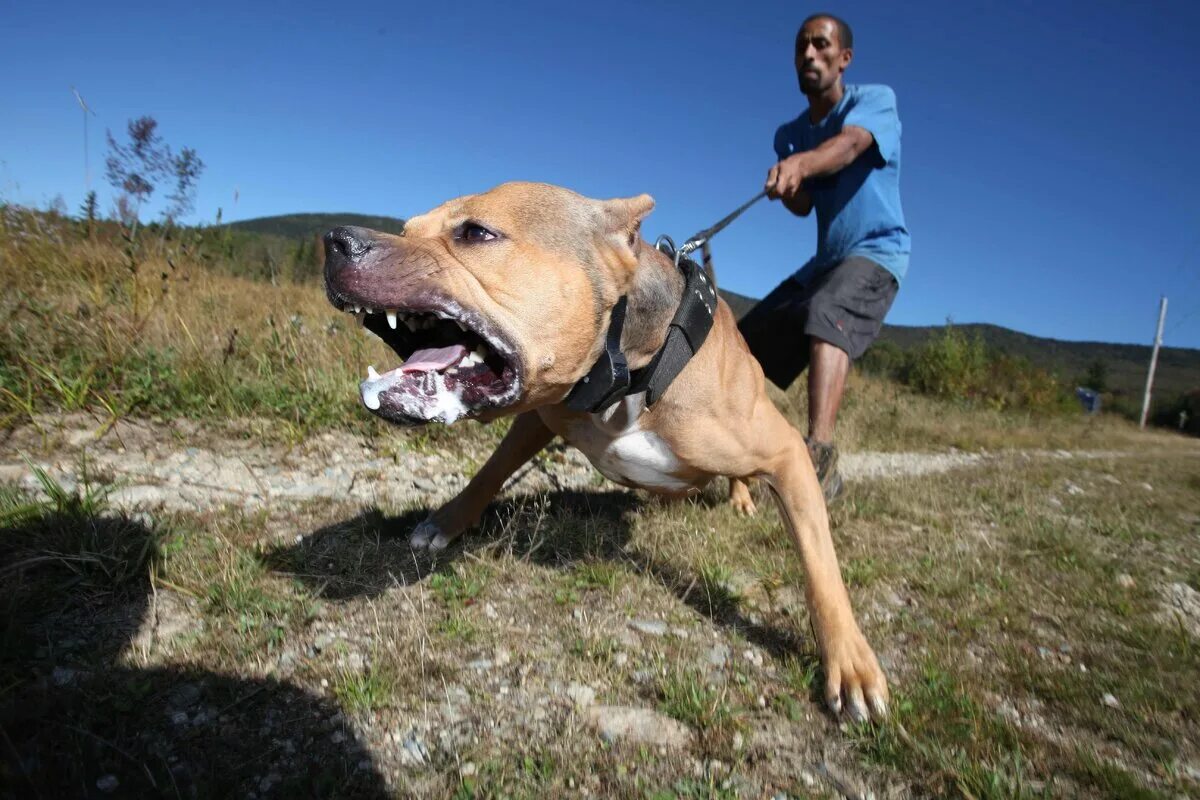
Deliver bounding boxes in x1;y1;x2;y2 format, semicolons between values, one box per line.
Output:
738;12;909;501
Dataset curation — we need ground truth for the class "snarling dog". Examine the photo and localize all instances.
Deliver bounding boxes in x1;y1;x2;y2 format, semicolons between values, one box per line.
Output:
323;182;888;721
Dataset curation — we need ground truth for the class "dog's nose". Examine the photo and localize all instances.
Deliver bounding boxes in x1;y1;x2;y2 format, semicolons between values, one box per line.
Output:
324;226;375;264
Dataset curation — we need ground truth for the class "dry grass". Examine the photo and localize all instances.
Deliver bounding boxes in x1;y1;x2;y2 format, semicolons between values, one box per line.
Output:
3;207;1199;797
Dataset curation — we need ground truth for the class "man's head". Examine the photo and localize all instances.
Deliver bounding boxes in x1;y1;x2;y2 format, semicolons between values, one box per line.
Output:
794;13;853;95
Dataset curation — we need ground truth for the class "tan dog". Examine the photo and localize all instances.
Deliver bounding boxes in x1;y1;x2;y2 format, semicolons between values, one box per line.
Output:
323;182;888;721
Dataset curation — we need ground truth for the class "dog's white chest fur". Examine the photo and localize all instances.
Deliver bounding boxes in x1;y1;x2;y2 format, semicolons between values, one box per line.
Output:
565;395;691;492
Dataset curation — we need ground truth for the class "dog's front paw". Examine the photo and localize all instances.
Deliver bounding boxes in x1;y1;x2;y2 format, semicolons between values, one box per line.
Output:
821;630;889;723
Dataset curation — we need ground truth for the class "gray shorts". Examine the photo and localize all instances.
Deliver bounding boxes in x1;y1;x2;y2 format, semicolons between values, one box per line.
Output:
737;256;898;389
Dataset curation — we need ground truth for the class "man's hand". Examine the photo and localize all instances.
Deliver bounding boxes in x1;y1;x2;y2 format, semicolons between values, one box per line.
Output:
766;153;810;200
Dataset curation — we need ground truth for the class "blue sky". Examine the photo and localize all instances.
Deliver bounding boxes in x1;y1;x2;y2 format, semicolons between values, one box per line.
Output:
4;0;1200;348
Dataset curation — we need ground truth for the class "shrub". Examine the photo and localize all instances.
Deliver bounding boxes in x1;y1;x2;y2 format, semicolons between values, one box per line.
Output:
862;324;1073;414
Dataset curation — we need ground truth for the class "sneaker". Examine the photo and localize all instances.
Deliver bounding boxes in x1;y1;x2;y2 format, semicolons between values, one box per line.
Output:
806;438;845;503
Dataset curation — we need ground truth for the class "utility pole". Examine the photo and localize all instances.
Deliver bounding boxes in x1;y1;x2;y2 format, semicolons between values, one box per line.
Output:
1138;295;1168;429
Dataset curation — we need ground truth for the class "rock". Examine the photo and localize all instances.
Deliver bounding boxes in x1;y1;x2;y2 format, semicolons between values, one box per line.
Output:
96;774;119;793
706;644;731;667
398;729;430;767
742;648;764;668
629;619;668;637
52;667;77;686
566;683;596;709
1064;481;1084;496
131;589;202;655
168;683;201;709
1115;573;1136;589
1140;483;1153;491
1159;582;1200;638
1101;693;1120;709
586;706;693;749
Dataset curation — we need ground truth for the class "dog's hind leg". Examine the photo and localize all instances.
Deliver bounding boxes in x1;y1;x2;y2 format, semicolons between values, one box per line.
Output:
410;411;555;551
728;477;757;516
758;424;889;722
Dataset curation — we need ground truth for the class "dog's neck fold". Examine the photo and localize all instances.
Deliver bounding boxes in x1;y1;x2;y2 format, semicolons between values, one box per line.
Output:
617;243;687;372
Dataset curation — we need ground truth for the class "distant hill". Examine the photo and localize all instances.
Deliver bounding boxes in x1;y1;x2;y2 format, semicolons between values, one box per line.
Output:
228;213;406;240
716;288;1199;402
221;219;1197;405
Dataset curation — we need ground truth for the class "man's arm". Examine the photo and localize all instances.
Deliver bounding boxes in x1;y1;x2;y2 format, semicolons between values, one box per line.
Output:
766;125;876;201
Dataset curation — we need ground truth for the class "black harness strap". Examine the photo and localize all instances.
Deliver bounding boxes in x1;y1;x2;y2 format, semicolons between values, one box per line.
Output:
564;296;631;413
627;251;718;405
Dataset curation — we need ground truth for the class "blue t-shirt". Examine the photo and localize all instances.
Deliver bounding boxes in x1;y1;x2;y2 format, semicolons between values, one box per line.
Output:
774;83;910;283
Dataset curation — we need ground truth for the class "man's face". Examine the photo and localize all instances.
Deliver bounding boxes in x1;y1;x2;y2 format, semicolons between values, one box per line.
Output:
795;17;851;94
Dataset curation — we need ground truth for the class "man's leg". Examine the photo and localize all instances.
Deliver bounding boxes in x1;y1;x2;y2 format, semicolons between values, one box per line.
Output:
800;258;898;501
807;337;850;445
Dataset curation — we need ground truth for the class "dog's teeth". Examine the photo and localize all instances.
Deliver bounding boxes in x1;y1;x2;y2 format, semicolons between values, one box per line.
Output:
459;354;476;367
454;320;467;331
355;311;366;325
447;367;458;375
422;318;435;330
472;345;488;362
386;310;398;330
367;365;380;380
404;317;418;332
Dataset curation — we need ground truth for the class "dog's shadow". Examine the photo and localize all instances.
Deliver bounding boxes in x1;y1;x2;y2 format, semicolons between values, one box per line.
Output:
0;511;390;798
265;488;810;662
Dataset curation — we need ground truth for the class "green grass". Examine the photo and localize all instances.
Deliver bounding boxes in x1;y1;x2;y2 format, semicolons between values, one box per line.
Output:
657;668;740;743
333;665;397;714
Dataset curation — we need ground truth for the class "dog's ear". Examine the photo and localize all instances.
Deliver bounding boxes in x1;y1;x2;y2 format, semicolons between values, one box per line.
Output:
596;194;655;273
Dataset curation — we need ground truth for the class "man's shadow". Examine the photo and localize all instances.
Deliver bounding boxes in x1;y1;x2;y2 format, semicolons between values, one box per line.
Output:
0;509;390;799
265;488;810;662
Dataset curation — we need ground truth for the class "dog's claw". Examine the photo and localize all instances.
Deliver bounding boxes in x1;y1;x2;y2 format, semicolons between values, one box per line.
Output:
847;686;869;724
821;629;890;723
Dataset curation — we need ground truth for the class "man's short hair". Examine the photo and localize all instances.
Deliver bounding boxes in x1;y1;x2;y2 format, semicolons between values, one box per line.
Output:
798;13;853;50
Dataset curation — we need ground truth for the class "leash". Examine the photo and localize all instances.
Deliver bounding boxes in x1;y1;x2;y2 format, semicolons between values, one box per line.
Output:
675;189;768;260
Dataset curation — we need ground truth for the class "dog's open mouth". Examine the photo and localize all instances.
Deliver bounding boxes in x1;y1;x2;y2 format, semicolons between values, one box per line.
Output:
332;297;522;425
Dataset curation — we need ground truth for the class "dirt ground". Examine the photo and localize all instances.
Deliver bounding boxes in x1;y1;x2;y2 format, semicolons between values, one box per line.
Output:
2;413;1198;799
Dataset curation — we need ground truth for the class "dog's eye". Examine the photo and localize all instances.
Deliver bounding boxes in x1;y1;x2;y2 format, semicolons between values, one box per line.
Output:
458;222;498;244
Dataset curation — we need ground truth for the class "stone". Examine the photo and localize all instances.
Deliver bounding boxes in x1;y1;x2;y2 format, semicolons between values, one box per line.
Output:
52;667;77;686
1101;693;1120;709
629;619;668;637
399;729;431;767
131;589;202;654
96;775;119;793
706;645;730;667
586;706;693;749
1115;573;1136;589
566;683;596;709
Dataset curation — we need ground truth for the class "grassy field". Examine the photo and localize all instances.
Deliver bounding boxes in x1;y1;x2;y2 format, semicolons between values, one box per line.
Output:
2;207;1199;798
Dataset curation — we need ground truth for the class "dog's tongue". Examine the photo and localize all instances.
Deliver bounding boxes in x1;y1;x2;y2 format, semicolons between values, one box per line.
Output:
400;344;467;374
